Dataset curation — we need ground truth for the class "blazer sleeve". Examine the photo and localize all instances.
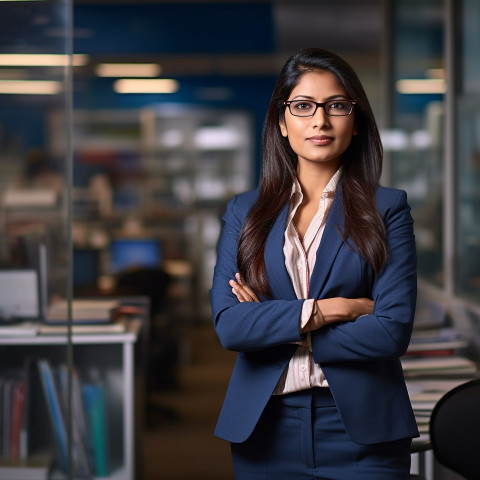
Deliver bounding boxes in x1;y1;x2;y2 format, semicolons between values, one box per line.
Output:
210;194;305;352
311;189;417;363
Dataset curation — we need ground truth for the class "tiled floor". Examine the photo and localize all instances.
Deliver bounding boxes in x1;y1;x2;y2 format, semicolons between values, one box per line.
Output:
142;324;236;480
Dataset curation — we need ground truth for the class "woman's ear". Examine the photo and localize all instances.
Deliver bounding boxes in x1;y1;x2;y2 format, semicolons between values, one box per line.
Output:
353;123;358;136
279;120;288;138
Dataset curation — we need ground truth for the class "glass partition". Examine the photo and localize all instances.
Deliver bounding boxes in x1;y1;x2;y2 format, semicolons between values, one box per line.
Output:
0;0;72;308
0;0;74;477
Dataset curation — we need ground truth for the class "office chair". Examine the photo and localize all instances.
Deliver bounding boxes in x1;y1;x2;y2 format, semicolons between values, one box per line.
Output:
116;267;178;391
116;267;180;427
428;377;480;479
409;378;480;480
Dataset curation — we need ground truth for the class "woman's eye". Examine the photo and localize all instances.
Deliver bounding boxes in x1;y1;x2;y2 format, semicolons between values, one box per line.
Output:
330;102;346;110
294;102;313;110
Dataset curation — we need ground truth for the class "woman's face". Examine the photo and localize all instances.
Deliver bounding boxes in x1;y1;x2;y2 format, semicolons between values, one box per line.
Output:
279;70;357;170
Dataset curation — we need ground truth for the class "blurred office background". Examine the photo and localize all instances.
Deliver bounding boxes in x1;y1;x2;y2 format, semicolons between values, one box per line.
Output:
0;0;479;479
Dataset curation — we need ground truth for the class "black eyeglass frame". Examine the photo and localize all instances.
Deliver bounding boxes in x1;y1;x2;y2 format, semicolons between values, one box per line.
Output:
283;99;357;117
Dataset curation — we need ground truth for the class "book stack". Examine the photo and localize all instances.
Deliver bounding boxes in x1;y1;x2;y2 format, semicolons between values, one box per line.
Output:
37;360;109;479
403;326;478;436
1;377;27;460
403;328;477;378
406;378;469;434
41;299;126;335
0;358;110;479
0;360;51;479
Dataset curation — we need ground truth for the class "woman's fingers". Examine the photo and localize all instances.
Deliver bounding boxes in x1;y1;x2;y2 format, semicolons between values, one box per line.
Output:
235;273;260;302
229;274;261;303
229;279;247;302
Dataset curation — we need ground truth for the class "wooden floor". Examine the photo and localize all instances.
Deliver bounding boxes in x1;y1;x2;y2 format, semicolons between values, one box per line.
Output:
138;323;463;480
141;323;236;480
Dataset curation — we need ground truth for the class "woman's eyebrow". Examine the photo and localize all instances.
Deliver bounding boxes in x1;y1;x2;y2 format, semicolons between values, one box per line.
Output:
290;94;349;101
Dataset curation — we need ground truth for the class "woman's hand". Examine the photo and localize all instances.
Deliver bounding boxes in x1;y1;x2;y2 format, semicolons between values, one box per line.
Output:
305;297;373;332
230;274;311;347
318;297;373;324
229;273;260;303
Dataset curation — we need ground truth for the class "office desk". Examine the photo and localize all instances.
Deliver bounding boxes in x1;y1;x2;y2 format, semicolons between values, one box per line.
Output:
411;435;433;480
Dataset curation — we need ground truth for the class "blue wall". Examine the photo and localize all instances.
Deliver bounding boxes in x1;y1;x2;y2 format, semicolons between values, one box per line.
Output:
74;2;276;55
73;2;281;179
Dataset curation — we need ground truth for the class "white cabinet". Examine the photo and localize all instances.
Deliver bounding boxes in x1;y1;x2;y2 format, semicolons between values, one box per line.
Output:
0;320;141;480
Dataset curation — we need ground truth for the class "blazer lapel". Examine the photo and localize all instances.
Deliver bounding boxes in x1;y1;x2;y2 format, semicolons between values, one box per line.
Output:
264;202;298;300
308;187;346;299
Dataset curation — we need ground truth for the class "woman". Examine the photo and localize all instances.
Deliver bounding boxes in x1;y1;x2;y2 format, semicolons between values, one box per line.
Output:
210;48;418;479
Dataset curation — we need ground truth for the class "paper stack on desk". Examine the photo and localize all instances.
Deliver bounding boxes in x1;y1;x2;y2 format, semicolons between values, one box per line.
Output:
403;327;477;378
402;355;477;378
45;299;120;324
407;378;469;433
405;327;469;356
403;324;478;435
41;299;126;334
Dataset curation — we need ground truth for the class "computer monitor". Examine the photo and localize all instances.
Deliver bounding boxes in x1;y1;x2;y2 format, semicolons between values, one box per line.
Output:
0;269;40;322
110;238;162;274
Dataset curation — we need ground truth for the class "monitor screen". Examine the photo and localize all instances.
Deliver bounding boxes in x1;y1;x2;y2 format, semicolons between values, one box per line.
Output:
0;269;39;321
110;238;162;274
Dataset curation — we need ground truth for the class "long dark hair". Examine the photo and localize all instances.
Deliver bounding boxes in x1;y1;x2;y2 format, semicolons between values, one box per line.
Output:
238;48;387;297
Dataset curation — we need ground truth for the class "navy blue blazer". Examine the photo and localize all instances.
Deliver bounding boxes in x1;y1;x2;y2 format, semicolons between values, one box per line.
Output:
210;184;419;445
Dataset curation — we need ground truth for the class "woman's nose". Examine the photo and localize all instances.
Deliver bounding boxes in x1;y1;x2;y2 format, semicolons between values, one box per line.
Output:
313;106;330;127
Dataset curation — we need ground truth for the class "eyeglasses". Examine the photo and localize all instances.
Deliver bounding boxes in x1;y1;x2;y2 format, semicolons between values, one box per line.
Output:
284;99;356;117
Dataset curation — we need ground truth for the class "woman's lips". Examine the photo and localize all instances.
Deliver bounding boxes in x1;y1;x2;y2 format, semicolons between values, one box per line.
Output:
307;135;334;145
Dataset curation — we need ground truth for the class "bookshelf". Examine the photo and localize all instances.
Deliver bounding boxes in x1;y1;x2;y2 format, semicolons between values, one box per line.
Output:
52;105;254;323
0;319;141;479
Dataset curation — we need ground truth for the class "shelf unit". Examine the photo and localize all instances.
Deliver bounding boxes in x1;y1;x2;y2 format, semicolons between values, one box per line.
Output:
52;105;254;322
0;320;141;479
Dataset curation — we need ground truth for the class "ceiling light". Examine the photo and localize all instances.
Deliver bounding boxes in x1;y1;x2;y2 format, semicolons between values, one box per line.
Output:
113;79;179;94
0;80;62;95
396;79;446;94
0;54;88;67
95;63;161;78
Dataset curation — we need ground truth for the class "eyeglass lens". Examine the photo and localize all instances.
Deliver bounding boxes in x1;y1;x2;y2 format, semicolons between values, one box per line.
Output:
288;100;353;117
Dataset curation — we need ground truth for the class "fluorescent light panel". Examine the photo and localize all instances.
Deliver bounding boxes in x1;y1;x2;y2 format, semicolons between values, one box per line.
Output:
396;79;446;94
0;54;88;67
95;63;161;77
113;78;179;94
0;80;62;95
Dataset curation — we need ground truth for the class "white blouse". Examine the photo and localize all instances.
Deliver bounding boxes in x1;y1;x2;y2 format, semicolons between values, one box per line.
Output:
273;169;341;395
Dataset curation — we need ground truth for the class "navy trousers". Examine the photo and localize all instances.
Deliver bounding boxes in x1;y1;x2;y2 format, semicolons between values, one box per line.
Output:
231;388;412;480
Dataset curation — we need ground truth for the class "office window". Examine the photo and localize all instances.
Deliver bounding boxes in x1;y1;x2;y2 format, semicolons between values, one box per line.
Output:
388;0;445;287
455;0;480;301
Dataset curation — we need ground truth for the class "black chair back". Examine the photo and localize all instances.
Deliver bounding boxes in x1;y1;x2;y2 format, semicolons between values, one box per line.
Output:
430;378;480;480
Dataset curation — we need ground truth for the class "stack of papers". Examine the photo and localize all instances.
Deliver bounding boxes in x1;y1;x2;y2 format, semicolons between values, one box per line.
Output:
46;299;120;325
0;321;39;337
407;379;469;434
39;318;127;335
402;356;478;378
